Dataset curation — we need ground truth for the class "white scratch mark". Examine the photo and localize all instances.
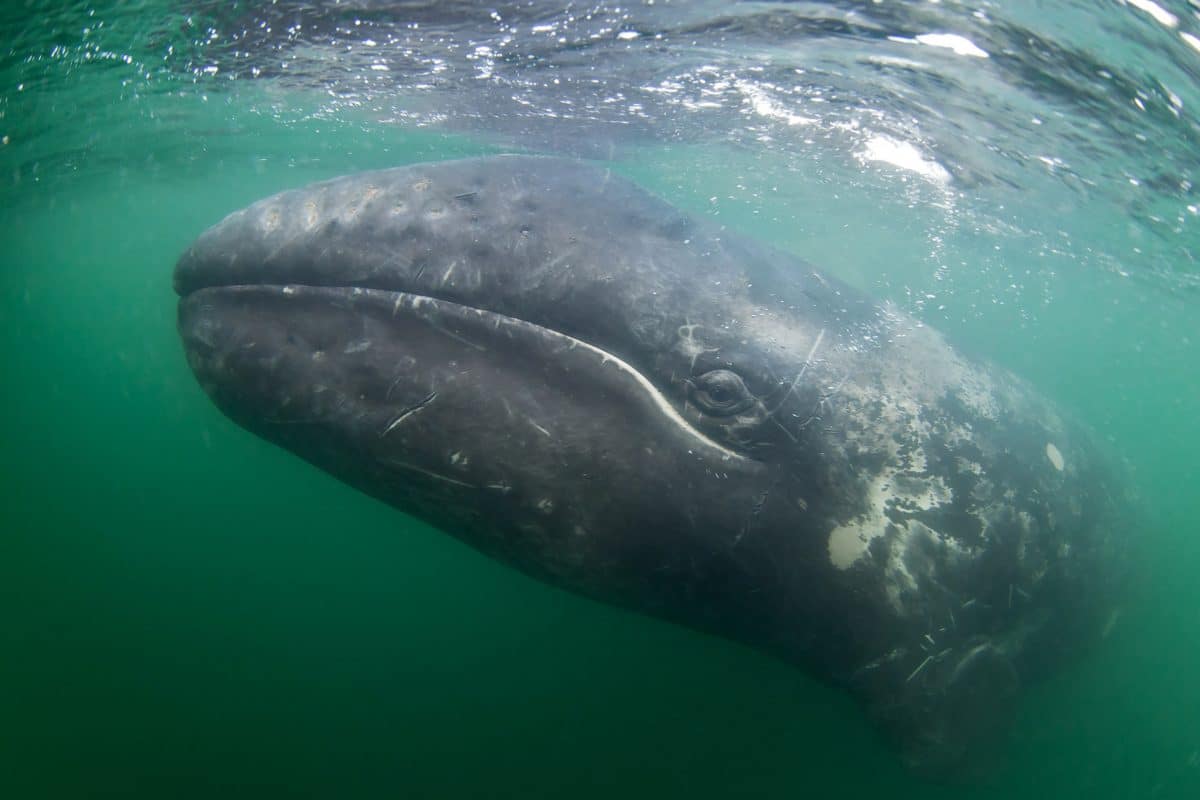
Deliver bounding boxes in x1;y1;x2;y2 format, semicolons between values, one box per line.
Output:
419;319;486;351
379;391;437;436
378;458;474;488
771;328;825;415
906;655;933;683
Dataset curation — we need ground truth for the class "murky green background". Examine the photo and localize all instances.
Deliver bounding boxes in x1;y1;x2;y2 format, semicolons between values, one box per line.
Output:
3;2;1200;798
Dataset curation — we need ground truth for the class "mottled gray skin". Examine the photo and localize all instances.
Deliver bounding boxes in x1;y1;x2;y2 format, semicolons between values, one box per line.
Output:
175;155;1130;778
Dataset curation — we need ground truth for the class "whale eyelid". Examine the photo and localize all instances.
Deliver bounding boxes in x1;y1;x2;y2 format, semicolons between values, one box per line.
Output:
689;369;756;416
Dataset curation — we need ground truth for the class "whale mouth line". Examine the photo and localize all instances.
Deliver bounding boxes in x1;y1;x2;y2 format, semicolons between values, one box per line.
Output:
181;281;753;465
181;279;537;335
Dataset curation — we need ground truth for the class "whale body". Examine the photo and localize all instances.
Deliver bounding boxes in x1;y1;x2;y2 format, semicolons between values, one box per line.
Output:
175;155;1129;777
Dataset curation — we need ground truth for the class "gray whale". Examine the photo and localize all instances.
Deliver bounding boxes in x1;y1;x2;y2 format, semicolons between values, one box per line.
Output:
175;155;1130;777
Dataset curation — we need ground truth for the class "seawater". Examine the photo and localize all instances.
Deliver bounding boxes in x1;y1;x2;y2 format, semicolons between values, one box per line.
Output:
2;2;1198;798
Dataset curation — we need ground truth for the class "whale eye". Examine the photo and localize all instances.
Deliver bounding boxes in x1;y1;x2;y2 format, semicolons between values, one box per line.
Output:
689;369;755;416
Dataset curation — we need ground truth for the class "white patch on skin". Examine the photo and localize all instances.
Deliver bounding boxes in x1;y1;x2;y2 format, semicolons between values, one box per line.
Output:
955;368;1002;420
957;457;984;475
676;323;717;372
826;469;951;571
817;298;1054;590
882;525;918;610
828;503;885;569
827;349;958;575
282;285;296;296
1046;442;1065;471
883;519;972;613
449;451;468;467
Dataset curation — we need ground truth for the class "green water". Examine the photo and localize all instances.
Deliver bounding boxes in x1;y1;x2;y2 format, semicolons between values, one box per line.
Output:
3;3;1200;798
